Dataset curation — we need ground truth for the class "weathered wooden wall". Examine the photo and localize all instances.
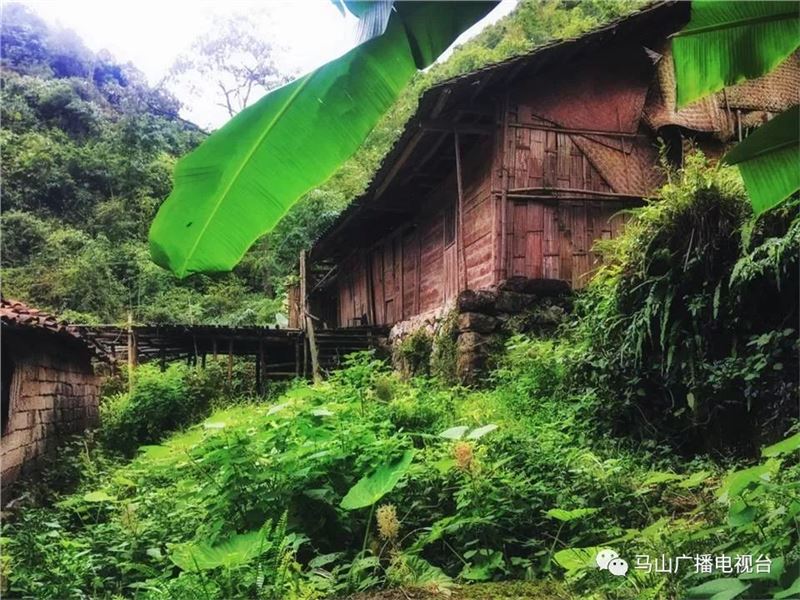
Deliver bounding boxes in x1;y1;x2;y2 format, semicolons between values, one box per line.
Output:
336;143;494;328
1;330;100;488
505;199;627;288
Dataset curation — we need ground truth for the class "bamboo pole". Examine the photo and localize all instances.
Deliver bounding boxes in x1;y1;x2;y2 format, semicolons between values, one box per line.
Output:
454;131;468;289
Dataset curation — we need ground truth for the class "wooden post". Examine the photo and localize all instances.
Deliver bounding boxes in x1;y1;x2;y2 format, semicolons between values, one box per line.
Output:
305;315;321;383
300;249;321;382
201;353;207;369
454;131;468;289
294;337;301;378
212;338;218;360
127;311;137;391
299;250;307;332
499;93;510;281
255;351;262;395
159;347;166;372
257;339;266;395
303;334;309;378
227;339;233;386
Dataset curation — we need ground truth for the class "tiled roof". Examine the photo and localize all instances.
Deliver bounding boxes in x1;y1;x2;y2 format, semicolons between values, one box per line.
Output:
1;298;109;360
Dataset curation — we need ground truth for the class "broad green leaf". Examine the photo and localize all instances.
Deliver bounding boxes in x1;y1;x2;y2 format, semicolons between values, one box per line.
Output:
460;550;504;581
553;546;602;573
686;577;750;599
727;498;755;526
308;552;343;569
545;507;599;522
641;471;685;486
761;430;800;457
394;554;453;588
717;462;773;502
266;402;290;416
672;1;800;107
679;470;712;489
83;490;115;503
170;528;271;572
340;449;414;510
439;426;469;440
138;445;175;461
775;575;800;599
723;106;800;214
466;424;498;439
149;2;495;277
146;547;163;560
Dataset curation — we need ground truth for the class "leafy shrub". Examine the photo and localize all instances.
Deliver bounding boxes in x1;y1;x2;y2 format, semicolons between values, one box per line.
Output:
396;329;433;377
100;364;215;455
576;154;799;454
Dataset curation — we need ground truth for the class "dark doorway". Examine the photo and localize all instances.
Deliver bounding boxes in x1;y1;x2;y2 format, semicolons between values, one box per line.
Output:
1;344;14;434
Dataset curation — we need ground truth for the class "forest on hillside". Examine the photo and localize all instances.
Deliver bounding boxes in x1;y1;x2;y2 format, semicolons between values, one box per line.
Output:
0;0;640;325
1;2;798;600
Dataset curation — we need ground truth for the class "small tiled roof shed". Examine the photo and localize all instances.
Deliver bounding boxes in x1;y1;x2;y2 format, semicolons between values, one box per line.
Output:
1;299;104;488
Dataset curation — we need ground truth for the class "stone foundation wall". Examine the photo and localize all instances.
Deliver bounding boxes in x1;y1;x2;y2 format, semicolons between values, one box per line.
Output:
387;277;571;384
1;331;100;488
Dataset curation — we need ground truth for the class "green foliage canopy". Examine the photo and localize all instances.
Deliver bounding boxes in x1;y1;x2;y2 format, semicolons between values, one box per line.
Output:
148;2;495;277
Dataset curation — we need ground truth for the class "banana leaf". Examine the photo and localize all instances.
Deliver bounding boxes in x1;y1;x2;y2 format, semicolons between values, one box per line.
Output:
672;1;800;108
149;2;495;277
723;106;799;214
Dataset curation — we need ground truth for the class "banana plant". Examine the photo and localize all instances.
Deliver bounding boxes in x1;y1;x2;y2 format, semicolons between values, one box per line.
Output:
672;1;800;214
149;2;496;277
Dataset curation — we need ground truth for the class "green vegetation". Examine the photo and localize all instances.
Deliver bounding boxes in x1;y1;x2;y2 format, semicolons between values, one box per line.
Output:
3;3;798;600
4;159;798;599
672;1;800;213
148;2;495;277
0;0;642;324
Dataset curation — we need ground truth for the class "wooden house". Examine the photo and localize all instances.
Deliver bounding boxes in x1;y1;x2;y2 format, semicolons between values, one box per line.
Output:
293;2;798;333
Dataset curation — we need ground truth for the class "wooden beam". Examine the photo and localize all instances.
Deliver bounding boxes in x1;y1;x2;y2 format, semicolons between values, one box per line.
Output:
420;120;492;135
401;132;448;186
454;131;468;289
508;122;645;139
507;188;640;200
374;130;426;199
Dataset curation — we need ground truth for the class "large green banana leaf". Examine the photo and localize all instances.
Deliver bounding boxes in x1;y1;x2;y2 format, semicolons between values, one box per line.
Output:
723;106;800;215
672;1;800;108
149;2;495;277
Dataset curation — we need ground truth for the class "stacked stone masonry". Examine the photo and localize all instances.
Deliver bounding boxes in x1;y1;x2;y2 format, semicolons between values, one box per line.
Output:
388;276;571;384
1;328;100;488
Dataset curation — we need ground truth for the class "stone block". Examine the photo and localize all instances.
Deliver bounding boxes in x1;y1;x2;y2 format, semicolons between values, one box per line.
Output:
495;291;536;314
457;312;498;334
497;276;572;297
457;289;498;314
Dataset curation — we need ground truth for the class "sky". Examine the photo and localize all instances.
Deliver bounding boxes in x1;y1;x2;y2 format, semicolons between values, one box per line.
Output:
19;0;517;128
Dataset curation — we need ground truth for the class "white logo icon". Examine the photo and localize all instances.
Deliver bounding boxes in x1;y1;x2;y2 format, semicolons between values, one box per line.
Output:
596;549;628;576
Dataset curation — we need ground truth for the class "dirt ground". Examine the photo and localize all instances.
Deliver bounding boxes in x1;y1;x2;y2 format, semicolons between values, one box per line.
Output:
344;581;574;600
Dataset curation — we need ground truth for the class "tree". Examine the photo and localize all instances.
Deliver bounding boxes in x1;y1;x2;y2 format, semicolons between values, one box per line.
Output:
169;14;291;118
